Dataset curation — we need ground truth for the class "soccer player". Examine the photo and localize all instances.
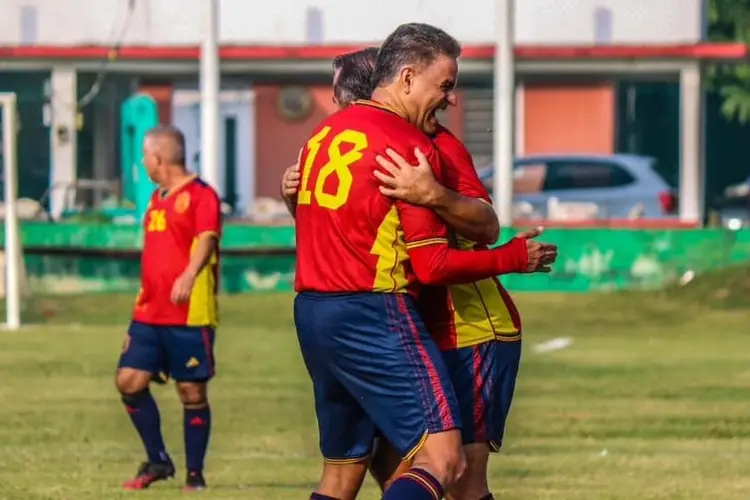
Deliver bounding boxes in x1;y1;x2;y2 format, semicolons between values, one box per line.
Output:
115;125;221;492
375;140;527;500
282;47;551;500
293;23;553;500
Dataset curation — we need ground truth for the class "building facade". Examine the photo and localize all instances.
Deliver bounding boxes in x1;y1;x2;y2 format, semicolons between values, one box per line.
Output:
0;0;737;223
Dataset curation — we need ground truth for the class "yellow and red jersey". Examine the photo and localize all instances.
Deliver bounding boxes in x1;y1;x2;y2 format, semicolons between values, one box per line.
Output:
419;126;522;350
294;101;528;296
133;175;221;328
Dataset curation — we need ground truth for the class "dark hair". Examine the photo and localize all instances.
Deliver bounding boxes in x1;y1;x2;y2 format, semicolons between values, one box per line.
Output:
371;23;461;88
332;47;379;106
145;124;186;165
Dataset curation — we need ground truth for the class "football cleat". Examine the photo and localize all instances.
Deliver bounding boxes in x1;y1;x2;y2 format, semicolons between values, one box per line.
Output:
122;460;175;490
184;471;207;491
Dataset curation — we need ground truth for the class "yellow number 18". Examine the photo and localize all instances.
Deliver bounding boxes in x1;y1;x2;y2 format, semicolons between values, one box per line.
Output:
297;127;368;210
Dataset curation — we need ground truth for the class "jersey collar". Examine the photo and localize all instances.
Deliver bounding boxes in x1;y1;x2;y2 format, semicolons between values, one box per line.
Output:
159;174;197;200
354;99;406;120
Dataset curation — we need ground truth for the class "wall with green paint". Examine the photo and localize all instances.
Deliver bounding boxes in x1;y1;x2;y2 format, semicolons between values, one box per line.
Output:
4;223;750;294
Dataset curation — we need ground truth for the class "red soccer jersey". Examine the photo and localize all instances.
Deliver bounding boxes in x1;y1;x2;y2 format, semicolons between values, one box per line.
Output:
294;100;529;296
133;175;222;327
420;126;522;350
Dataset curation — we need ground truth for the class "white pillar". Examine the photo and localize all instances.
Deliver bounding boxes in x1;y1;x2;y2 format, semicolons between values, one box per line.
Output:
493;0;515;227
679;62;705;224
514;82;524;155
200;0;221;194
49;66;77;220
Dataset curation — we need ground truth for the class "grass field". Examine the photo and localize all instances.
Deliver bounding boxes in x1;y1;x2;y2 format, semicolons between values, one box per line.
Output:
1;288;749;499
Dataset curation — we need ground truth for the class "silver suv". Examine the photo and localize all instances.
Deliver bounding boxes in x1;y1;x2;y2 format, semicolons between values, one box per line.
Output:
477;154;678;220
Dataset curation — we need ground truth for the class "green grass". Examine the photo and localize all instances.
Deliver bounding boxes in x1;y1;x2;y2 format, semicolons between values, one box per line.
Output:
1;291;750;499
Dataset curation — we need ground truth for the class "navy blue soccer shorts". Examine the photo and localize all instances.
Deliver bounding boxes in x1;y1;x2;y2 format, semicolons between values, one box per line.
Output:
118;320;216;382
441;339;521;450
294;292;461;463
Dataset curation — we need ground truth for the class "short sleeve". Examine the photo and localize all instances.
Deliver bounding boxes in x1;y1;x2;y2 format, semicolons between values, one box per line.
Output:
194;187;222;237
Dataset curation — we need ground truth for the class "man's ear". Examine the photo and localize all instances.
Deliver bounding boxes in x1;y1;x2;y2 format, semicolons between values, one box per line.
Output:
399;66;415;95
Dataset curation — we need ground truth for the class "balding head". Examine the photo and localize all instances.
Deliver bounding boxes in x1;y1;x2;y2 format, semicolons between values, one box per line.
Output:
144;125;186;166
142;125;188;185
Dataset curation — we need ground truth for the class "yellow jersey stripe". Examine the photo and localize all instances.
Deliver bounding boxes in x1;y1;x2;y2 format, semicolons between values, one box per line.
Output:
405;238;448;250
402;472;440;500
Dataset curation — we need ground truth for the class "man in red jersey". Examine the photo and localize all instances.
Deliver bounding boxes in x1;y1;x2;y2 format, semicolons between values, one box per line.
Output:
292;23;556;500
115;125;221;492
375;140;527;500
283;46;551;500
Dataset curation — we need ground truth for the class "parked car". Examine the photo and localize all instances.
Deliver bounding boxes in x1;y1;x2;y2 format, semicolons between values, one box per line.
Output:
714;179;750;230
476;154;678;220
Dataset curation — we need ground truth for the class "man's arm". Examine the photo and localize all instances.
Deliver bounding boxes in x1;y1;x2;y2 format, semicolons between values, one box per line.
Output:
171;188;221;303
398;199;528;286
375;148;499;245
183;232;218;278
392;147;533;286
423;186;499;245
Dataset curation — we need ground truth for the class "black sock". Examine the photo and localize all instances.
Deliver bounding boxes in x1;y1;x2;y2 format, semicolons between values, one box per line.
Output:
310;494;339;500
184;405;212;473
122;390;169;464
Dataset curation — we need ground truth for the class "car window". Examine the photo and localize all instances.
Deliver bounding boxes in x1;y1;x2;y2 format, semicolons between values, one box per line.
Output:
543;161;635;190
513;163;547;194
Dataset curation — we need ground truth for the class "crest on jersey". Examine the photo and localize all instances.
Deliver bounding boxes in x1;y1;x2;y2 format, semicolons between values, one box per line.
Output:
174;192;191;214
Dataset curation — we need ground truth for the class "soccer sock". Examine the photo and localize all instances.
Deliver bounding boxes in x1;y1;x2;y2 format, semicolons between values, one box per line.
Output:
382;468;443;500
309;494;339;500
184;404;212;473
122;390;170;464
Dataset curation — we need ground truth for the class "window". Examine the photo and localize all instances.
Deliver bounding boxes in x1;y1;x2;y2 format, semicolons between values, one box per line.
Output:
543;161;634;191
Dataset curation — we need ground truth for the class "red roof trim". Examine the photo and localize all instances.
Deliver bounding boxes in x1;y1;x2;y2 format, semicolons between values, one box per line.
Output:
0;43;746;61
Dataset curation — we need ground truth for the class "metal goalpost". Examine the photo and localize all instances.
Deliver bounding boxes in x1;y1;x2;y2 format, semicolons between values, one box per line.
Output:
1;92;21;330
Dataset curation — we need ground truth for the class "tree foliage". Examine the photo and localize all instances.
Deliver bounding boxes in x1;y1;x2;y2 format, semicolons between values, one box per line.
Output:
708;0;750;122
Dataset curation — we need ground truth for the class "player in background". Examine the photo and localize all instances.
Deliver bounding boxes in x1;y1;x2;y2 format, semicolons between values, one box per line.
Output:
293;23;556;500
115;125;221;492
283;48;546;500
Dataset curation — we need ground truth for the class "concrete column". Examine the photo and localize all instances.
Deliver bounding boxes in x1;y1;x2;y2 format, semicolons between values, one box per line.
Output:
514;81;524;155
49;66;77;220
679;62;705;224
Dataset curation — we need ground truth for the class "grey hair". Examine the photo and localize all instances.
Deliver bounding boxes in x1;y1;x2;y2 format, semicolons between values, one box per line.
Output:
371;23;461;88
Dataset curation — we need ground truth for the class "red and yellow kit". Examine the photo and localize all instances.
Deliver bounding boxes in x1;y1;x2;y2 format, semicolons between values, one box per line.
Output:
294;101;528;295
419;125;522;350
133;175;221;327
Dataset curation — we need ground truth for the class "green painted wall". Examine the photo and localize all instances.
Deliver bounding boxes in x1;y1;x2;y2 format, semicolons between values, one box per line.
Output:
3;222;750;294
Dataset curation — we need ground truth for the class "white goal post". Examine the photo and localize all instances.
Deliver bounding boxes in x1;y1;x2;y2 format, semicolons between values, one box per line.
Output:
1;93;21;330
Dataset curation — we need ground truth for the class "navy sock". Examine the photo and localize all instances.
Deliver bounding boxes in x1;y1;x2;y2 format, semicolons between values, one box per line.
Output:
383;468;443;500
184;405;212;472
310;494;339;500
122;390;169;464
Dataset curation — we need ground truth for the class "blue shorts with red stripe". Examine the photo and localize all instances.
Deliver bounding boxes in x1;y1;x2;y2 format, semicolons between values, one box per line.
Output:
118;320;216;382
294;292;460;462
441;339;521;450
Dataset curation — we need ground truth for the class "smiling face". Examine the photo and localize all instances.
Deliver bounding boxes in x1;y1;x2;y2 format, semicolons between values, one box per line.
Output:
403;54;457;134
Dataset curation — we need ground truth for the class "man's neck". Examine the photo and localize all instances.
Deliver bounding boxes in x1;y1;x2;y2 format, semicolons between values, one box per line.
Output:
160;167;192;191
370;88;414;124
